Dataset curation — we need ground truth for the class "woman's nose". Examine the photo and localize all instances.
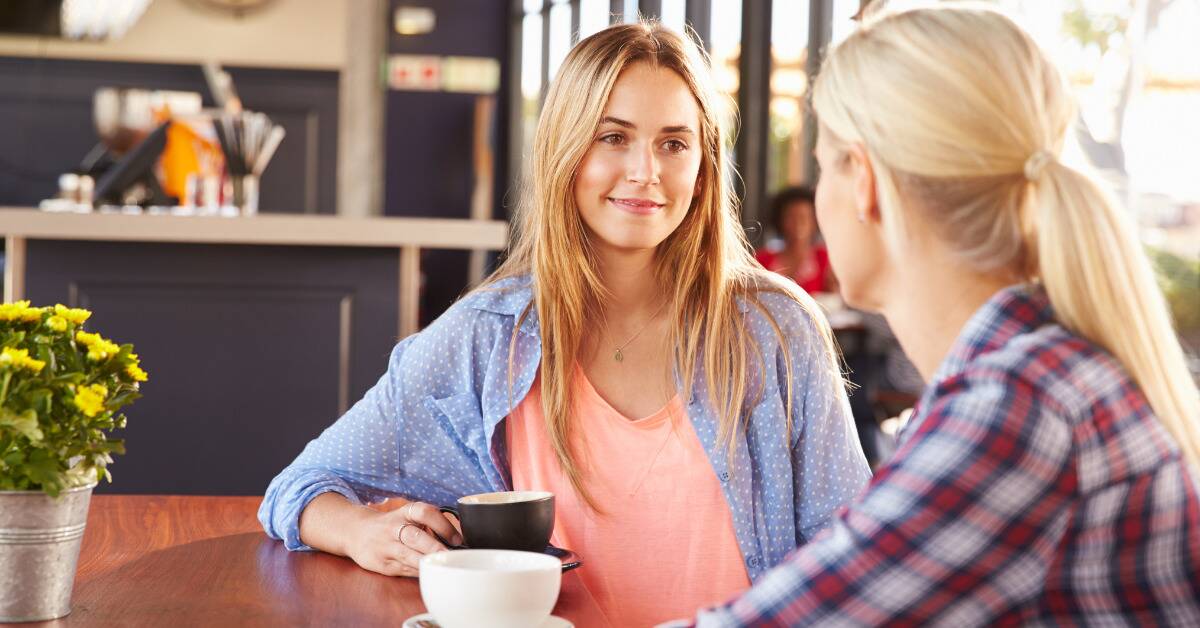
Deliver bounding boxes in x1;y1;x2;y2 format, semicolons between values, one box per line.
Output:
625;143;660;185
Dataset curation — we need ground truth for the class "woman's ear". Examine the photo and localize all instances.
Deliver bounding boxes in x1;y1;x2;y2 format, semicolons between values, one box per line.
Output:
845;143;877;223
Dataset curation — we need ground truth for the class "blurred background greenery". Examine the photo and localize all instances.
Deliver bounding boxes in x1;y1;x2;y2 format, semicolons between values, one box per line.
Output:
1149;247;1200;381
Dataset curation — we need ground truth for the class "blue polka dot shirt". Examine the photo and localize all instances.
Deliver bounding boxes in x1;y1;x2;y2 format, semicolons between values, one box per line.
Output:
258;275;871;581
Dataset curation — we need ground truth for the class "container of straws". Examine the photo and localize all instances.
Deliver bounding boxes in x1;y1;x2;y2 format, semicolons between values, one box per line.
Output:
212;111;285;215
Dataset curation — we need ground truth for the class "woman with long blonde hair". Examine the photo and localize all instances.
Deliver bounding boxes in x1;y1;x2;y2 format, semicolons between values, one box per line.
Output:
260;22;870;626
680;4;1200;626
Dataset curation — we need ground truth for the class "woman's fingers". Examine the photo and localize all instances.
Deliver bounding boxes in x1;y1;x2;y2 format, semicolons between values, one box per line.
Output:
353;500;467;578
403;501;463;546
369;527;439;577
346;504;465;578
376;555;416;577
352;539;418;577
398;521;448;555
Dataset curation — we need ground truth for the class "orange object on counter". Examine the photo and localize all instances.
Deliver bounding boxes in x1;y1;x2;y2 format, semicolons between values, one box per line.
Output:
158;111;222;202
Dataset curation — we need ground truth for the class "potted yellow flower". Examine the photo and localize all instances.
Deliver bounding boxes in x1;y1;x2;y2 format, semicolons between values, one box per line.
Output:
0;301;146;622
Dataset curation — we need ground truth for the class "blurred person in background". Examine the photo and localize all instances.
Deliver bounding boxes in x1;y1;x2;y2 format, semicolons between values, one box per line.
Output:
755;186;835;295
758;185;921;466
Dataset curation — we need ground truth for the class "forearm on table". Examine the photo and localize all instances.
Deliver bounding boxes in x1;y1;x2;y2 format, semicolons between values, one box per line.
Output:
298;492;382;556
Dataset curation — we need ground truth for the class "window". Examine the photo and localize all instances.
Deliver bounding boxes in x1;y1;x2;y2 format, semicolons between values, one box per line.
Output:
548;0;573;78
831;0;862;45
662;0;688;32
995;0;1199;264
766;0;811;192
709;0;743;100
579;0;611;39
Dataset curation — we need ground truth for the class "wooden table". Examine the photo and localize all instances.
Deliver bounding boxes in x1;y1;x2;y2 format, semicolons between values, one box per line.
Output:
17;496;609;627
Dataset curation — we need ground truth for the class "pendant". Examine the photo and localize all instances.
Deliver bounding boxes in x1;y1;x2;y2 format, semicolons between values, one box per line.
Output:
614;348;624;362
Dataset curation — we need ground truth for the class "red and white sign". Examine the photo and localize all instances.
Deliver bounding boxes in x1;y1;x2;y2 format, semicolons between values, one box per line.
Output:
388;55;441;91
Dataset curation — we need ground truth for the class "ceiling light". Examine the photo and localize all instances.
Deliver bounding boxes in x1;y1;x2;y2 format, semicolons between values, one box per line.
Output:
61;0;153;40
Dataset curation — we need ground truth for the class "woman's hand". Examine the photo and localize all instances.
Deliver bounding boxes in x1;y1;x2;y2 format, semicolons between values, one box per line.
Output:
344;500;464;577
299;493;464;578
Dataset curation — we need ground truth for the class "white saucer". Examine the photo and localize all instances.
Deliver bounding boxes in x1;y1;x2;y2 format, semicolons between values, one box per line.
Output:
402;612;572;628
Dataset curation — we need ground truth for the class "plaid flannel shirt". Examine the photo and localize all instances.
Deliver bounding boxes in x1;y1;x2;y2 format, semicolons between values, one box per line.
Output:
685;284;1200;627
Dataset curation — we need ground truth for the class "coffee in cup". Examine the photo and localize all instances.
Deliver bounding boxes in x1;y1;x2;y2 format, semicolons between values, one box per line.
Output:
439;490;554;552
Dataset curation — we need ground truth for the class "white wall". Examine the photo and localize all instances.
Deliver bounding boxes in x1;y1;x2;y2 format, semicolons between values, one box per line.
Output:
0;0;347;70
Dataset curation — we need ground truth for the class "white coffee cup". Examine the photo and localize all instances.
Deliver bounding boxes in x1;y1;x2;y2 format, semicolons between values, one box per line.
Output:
419;549;562;628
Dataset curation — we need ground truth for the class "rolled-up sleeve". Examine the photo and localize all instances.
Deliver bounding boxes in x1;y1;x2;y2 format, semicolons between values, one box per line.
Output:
258;336;417;550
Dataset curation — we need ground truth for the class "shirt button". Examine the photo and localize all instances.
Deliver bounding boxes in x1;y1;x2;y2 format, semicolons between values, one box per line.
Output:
719;471;730;482
747;556;760;568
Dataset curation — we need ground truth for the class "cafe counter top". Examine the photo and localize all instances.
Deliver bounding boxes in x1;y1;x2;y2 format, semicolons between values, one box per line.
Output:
0;207;508;249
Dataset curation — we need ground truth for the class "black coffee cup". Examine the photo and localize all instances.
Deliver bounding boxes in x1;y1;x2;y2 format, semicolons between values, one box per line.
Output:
437;491;555;552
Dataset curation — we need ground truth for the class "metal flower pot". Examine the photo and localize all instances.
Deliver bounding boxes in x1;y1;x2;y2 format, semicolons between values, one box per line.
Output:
0;484;94;622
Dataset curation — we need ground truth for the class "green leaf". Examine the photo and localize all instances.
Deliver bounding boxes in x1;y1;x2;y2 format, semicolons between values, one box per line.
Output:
23;449;62;494
35;344;56;372
52;373;86;386
25;388;52;414
0;408;44;443
107;389;142;410
99;439;126;456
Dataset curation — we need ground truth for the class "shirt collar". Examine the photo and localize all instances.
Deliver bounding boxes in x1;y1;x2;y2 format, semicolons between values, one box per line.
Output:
462;275;539;336
928;282;1055;386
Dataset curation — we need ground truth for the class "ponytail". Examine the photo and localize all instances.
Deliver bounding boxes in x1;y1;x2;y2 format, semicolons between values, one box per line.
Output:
1034;162;1200;467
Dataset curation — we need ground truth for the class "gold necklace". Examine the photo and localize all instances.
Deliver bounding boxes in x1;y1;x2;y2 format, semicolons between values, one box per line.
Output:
603;300;668;363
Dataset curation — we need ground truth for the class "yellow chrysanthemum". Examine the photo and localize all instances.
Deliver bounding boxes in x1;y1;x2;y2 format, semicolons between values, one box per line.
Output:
0;346;46;373
90;341;119;361
126;364;148;382
76;331;119;361
53;304;91;325
73;383;108;418
0;300;44;323
46;315;68;333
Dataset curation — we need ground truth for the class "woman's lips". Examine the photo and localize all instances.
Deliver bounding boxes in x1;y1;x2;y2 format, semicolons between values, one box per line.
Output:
608;197;664;215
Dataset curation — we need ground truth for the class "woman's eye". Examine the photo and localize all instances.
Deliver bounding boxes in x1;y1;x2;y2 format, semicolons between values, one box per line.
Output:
599;133;624;145
663;139;688;153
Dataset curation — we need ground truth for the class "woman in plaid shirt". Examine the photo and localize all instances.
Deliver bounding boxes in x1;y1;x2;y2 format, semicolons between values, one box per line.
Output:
677;3;1200;626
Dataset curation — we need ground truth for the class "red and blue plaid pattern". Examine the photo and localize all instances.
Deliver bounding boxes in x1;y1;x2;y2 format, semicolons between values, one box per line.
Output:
685;285;1200;627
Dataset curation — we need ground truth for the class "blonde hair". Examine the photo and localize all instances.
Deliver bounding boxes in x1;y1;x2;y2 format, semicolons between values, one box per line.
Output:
486;22;842;507
812;3;1200;467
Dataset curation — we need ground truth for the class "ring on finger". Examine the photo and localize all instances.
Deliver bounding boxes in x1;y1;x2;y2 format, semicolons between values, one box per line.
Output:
402;501;416;521
396;523;413;543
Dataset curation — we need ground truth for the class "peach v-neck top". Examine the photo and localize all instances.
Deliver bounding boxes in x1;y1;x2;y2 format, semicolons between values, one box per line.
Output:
507;369;751;627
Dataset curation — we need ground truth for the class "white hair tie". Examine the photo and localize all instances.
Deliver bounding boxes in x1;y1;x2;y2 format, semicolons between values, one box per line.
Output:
1024;150;1054;181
